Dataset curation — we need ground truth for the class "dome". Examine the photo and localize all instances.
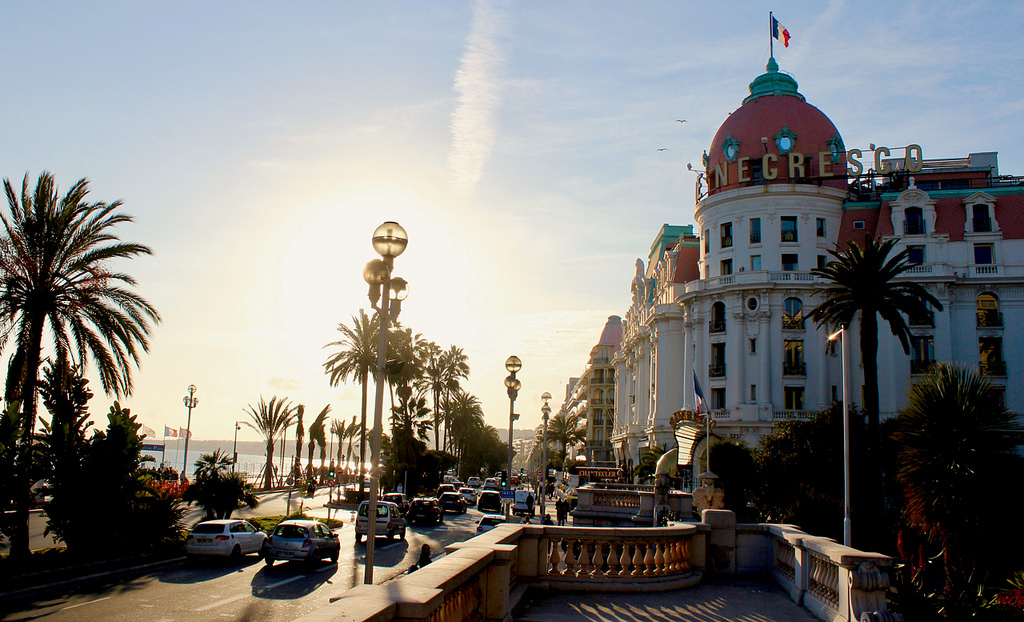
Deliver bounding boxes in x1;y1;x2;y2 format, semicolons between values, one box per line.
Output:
705;58;847;196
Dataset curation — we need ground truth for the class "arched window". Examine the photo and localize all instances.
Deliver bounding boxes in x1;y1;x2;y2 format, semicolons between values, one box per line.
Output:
783;297;804;329
977;292;1002;327
710;301;726;333
905;207;925;235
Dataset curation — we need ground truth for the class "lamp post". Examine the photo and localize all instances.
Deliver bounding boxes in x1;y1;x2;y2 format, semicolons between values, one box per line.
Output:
828;326;852;547
362;221;408;585
182;385;198;478
504;356;522;488
232;421;240;473
540;391;551;516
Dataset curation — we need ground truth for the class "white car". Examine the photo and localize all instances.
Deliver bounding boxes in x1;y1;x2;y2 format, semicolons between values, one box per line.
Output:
186;519;267;561
466;476;482;488
459;487;477;506
476;514;507;534
355;500;407;542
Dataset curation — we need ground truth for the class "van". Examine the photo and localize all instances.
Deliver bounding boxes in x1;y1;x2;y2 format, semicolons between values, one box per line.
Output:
513;489;535;517
355;500;407;543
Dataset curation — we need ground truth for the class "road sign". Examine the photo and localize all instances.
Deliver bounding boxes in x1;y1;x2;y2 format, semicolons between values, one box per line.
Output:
500;489;515;500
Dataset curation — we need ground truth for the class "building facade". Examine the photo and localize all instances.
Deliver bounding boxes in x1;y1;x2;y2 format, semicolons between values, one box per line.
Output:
611;58;1024;479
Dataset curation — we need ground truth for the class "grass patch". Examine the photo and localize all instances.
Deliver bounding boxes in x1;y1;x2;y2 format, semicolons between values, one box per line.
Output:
248;512;345;533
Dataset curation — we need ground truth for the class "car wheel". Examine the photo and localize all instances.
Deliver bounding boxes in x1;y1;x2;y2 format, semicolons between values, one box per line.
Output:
387;529;394;541
265;557;274;567
330;547;339;563
355;532;362;544
230;545;242;562
399;528;406;540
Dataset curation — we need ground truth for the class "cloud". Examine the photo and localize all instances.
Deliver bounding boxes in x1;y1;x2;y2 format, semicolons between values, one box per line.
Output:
449;0;507;197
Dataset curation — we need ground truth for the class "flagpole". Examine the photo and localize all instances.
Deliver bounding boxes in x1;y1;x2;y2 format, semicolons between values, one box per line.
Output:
769;11;774;58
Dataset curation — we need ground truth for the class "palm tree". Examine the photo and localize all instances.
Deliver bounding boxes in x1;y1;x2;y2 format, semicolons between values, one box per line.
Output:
416;341;444;449
0;172;160;560
892;364;1023;601
330;417;347;478
547;411;586;468
243;396;296;490
446;388;484;474
809;235;942;443
306;405;330;483
183;449;258;519
323;310;377;494
292;405;304;481
439;346;470;451
389;386;431;492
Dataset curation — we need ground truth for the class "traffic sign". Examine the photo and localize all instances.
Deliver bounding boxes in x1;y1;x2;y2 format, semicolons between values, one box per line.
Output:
500;489;515;500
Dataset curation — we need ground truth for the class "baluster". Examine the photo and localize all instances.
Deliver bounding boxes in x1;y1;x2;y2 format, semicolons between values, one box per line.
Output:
577;541;592;577
564;538;578;575
607;542;620;576
548;538;563;575
631;542;645;576
643;541;657;576
592;541;606;576
619;541;632;575
654;541;666;575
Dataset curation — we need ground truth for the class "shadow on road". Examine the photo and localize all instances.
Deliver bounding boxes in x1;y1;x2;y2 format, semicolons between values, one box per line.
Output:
159;555;263;584
250;560;339;600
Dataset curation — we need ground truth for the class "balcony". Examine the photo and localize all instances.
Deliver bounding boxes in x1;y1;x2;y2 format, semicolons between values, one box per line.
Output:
980;360;1007;376
709;319;726;334
904;220;925;235
781;231;797;243
908;310;934;327
910;359;936;375
977;309;1003;327
708;363;726;378
782;362;807;377
750;231;761;244
782;315;804;330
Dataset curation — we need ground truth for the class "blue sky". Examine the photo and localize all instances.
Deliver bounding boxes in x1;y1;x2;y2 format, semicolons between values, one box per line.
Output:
1;1;1022;443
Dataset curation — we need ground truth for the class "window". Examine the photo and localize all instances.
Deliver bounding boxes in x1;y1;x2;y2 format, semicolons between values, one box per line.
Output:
974;244;993;265
907;245;924;265
782;253;799;271
749;384;757;402
831;385;839;403
853;220;865;230
781;216;798;242
973;205;992;232
710;301;726;333
750;255;762;271
816;218;826;238
783;297;804;329
704;230;710;253
905;207;925;235
977;293;1002;327
979;337;1005;376
711;387;726;410
721;222;733;248
720;259;733;275
784;340;805;376
784;386;804;410
749;338;757;354
750;218;761;243
910;336;934;374
710;343;725;377
817;255;827;269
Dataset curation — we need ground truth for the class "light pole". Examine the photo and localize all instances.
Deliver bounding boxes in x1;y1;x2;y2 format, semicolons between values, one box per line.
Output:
362;221;408;585
182;385;198;478
540;391;551;516
828;326;852;547
232;421;241;473
504;356;522;489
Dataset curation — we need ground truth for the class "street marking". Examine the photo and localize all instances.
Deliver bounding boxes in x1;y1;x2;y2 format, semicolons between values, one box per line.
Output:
194;593;249;612
61;596;111;611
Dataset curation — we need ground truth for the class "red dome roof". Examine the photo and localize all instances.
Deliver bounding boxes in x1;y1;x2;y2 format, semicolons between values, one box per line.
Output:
706;59;847;196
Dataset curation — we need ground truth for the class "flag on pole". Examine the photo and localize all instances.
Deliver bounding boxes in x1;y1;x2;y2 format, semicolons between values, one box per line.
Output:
179;427;190;439
771;16;791;48
140;424;156;438
164;425;178;437
694;371;707;413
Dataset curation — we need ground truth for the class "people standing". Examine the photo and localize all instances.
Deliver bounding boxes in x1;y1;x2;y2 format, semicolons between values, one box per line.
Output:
555;497;568;526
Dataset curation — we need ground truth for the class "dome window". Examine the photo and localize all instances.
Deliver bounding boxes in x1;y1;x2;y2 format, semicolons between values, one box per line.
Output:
722;135;741;163
774;124;797;154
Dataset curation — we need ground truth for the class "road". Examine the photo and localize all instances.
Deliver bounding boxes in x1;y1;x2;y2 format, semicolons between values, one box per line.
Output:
1;502;488;622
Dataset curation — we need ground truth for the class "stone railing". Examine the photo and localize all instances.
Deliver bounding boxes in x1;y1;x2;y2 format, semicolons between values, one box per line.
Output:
295;513;900;622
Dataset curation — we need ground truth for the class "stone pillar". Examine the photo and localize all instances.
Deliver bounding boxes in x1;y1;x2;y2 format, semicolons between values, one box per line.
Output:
701;509;736;575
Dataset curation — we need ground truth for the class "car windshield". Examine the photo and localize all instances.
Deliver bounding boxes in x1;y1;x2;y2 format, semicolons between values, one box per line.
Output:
273;524;309;539
482;517;503;526
192;523;225;534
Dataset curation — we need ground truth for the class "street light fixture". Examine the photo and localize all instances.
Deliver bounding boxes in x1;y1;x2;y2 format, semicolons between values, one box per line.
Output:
232;421;241;473
363;221;408;586
182;385;198;478
504;356;522;494
540;391;551;516
828;326;851;547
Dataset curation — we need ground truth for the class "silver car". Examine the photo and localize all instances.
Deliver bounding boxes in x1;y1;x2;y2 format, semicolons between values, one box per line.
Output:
263;519;340;566
185;519;267;561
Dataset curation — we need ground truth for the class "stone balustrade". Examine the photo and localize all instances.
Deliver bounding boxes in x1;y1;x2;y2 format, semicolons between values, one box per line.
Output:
294;512;900;622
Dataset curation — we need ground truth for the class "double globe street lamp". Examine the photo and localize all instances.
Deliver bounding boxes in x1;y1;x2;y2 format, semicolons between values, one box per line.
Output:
362;221;408;585
182;385;198;478
504;356;522;492
540;391;551;516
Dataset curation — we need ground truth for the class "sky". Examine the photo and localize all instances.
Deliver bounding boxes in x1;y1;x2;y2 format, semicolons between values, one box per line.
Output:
1;1;1023;447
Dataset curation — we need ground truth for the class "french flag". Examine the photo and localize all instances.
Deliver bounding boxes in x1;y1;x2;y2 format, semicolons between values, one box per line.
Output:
694;371;707;413
772;17;791;48
164;425;178;438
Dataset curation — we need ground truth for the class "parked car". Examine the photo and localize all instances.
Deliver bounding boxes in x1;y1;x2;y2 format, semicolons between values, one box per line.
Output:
436;483;457;497
459;487;477;506
263;519;339;566
186;519;267;561
439;491;468;514
476;514;507;533
466;476;482;488
355;500;407;542
408;497;445;526
382;492;409;516
477;489;502;514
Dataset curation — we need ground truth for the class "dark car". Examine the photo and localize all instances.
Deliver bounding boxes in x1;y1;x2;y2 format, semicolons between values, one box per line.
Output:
439;491;468;514
436;484;457;497
382;492;409;516
477;489;502;514
407;497;444;526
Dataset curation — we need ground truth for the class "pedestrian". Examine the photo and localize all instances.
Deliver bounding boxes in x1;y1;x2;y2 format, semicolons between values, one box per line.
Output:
556;498;568;526
542;513;554;525
526;492;534;517
409;544;432;572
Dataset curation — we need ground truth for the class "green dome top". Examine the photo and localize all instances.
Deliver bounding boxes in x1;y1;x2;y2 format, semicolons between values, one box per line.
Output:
743;57;804;104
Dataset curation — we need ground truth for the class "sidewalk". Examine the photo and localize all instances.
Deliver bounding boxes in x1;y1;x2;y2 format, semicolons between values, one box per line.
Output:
514;579;817;622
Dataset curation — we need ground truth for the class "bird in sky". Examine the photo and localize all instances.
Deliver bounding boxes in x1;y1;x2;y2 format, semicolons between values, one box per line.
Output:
676;119;687;123
657;148;669;152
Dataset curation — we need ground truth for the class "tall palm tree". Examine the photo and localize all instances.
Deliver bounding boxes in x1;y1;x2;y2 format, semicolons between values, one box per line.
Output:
243;396;296;490
330;417;347;476
439;346;470;451
809;235;942;443
0;172;160;561
292;405;304;480
323;310;377;494
183;449;258;520
893;363;1022;599
547;411;586;468
306;404;330;482
446;388;484;473
415;341;444;449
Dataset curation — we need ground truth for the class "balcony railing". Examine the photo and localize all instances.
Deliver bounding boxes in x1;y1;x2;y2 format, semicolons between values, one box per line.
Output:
708;363;726;378
782;361;807;376
773;410;816;421
709;319;726;334
910;359;936;375
980;360;1007;376
977;309;1003;327
750;231;761;243
782;315;804;330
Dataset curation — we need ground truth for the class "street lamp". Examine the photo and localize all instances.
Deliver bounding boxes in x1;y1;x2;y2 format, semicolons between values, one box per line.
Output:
504;356;522;493
232;421;241;473
363;221;408;585
182;385;198;478
540;391;551;516
828;326;852;547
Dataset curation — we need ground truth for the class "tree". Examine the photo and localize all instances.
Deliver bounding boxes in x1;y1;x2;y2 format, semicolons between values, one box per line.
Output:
243;396;296;490
708;440;757;522
323;310;378;494
292;405;304;481
892;364;1024;608
388;386;431;494
439;346;470;450
446;388;484;475
306;404;330;484
0;172;161;560
547;411;586;468
634;445;667;481
182;449;258;519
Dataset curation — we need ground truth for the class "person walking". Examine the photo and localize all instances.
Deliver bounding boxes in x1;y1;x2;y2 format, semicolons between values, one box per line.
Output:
555;497;568;526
